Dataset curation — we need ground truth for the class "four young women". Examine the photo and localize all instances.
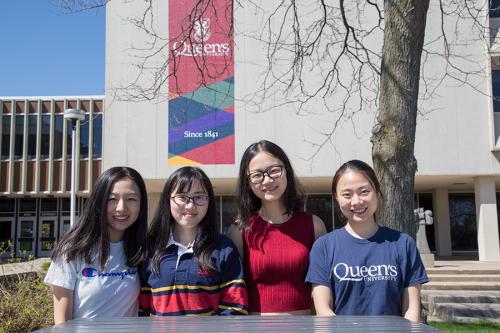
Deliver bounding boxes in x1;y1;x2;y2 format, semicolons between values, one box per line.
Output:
45;142;427;323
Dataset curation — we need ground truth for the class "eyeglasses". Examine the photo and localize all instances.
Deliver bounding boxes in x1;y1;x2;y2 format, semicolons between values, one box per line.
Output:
247;165;284;184
171;195;209;206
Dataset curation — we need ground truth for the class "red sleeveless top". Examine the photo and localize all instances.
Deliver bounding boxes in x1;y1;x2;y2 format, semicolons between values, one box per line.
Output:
242;211;315;312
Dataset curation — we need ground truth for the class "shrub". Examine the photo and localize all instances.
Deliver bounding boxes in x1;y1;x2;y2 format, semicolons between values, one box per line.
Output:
0;241;53;333
40;261;51;272
0;273;53;333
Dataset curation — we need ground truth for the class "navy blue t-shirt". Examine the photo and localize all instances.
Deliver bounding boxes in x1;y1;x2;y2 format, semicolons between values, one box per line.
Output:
305;226;429;316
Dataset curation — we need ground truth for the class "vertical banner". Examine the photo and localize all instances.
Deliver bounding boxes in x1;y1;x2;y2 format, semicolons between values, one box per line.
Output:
168;0;234;165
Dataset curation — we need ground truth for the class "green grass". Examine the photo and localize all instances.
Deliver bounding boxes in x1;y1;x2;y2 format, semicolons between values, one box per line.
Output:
428;321;500;333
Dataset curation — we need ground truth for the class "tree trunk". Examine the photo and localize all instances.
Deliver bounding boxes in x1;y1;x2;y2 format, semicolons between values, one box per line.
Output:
372;0;429;238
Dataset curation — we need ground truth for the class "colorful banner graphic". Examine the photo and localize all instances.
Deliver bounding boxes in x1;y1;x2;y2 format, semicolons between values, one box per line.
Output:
168;0;234;165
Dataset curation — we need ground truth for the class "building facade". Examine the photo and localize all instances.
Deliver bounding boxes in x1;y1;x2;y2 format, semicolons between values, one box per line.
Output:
1;1;500;261
0;98;103;258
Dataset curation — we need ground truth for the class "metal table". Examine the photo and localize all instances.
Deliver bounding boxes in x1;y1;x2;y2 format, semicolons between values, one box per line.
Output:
34;316;441;332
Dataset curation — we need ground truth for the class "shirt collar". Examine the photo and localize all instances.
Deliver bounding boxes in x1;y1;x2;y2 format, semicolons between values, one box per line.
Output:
167;231;195;251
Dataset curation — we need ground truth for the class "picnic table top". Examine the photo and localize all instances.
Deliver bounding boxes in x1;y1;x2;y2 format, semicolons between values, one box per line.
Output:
34;315;441;332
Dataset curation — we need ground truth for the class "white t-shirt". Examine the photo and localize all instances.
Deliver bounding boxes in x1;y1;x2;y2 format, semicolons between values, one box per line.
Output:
44;241;139;319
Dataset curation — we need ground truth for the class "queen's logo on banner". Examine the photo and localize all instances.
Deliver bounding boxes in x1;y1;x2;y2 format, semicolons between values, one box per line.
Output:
168;0;234;165
192;18;210;44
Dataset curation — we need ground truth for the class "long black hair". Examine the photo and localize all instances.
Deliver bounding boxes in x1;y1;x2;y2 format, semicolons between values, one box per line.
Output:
331;159;383;224
149;166;219;273
51;167;149;269
236;140;305;229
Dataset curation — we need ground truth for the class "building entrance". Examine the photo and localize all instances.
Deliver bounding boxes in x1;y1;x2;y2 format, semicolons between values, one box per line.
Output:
0;217;15;257
38;216;57;257
17;216;37;257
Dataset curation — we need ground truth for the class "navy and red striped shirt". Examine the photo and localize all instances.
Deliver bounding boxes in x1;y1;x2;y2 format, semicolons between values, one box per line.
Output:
139;235;248;316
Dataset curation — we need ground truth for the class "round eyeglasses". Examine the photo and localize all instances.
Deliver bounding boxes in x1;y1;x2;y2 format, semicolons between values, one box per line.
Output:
247;165;284;184
171;194;209;206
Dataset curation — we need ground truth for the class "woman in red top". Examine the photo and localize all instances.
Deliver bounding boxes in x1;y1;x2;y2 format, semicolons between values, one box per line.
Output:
228;140;326;315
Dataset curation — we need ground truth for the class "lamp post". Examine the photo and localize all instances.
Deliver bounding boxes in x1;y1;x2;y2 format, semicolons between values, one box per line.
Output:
64;109;85;228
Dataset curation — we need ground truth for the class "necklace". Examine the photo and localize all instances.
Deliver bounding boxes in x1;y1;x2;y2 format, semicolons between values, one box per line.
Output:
258;210;292;225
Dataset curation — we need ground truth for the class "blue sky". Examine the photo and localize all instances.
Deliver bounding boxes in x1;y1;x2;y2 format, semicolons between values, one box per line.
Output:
0;1;105;97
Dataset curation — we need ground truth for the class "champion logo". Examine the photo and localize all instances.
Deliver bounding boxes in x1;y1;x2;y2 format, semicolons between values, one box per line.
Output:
81;267;137;280
82;267;97;278
333;263;398;282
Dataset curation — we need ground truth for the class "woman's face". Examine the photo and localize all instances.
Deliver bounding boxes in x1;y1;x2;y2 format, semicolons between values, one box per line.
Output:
247;151;287;204
106;177;141;242
335;170;378;225
170;180;209;232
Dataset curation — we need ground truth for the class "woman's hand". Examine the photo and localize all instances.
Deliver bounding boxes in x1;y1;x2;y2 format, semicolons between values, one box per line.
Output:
402;284;422;322
311;284;336;316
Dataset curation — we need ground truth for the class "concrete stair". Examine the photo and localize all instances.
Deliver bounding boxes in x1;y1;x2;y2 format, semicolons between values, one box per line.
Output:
422;262;500;323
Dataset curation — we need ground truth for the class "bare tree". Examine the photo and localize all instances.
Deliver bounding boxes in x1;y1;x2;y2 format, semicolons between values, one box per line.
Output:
55;0;491;237
372;0;429;236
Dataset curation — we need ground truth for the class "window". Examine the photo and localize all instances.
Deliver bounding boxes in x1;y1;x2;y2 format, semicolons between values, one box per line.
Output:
495;193;500;243
449;193;477;251
0;220;13;252
40;114;51;159
41;198;58;212
491;0;500;17
80;114;90;158
221;196;237;234
19;199;37;212
61;198;79;214
492;69;500;112
53;114;64;159
93;113;102;158
306;194;334;232
27;114;37;159
0;198;15;213
14;114;24;159
66;122;72;156
1;115;10;159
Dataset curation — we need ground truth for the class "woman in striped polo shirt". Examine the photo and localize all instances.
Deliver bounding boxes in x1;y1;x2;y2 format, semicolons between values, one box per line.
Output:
139;166;247;316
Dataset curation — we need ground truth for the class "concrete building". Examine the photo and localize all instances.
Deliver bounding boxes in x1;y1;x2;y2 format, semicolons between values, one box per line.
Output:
0;97;103;258
1;0;499;261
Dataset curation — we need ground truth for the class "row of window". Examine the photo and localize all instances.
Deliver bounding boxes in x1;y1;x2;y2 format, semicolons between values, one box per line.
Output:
0;113;102;160
2;192;499;254
0;197;77;214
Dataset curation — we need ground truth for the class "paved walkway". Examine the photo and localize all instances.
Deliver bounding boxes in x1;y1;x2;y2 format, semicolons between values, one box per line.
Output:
431;260;500;271
0;257;51;276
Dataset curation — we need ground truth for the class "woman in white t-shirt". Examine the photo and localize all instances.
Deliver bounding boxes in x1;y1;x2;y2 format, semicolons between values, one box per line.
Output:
44;167;149;324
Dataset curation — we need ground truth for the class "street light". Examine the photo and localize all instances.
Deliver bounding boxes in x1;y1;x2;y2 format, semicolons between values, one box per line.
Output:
64;109;85;228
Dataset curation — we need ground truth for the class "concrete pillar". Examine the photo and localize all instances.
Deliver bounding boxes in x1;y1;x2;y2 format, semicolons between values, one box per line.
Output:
433;188;452;257
474;176;500;261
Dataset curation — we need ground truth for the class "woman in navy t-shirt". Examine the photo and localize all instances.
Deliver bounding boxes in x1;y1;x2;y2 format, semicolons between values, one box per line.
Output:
306;160;428;322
